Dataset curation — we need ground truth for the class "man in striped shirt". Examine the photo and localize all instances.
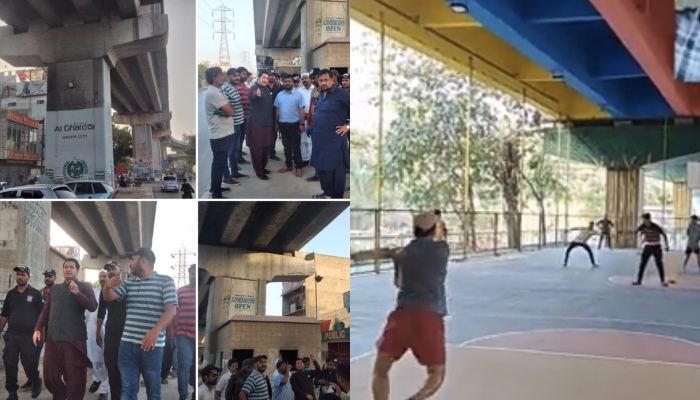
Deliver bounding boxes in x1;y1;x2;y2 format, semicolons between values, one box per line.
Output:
173;264;197;400
236;67;251;164
240;355;272;400
103;247;178;399
222;68;248;185
634;213;670;286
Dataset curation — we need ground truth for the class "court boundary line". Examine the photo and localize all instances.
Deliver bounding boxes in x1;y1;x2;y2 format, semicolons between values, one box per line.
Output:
461;313;700;331
461;345;700;370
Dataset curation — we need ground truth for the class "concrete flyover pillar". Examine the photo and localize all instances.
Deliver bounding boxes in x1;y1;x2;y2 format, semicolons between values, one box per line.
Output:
606;168;642;248
673;182;691;229
132;124;154;180
45;58;114;183
151;137;162;177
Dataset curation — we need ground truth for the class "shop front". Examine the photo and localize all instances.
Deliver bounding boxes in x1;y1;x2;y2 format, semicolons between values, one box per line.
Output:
0;111;41;183
322;322;350;362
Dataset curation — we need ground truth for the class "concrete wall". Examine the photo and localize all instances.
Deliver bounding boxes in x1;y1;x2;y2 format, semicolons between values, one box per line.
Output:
312;42;350;69
1;95;47;121
298;253;350;325
215;319;321;376
301;0;349;71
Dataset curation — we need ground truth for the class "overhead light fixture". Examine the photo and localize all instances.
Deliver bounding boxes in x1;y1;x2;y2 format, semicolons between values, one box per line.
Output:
450;3;468;13
68;82;74;88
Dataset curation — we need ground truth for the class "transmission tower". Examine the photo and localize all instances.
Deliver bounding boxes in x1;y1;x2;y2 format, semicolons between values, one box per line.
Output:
170;244;196;288
213;5;234;69
241;51;249;64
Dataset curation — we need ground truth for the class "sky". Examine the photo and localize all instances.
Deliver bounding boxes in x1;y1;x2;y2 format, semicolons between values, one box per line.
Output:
265;207;350;316
197;0;258;73
0;3;195;141
50;201;198;287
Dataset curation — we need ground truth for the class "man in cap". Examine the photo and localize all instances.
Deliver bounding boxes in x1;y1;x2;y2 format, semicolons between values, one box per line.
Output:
97;260;127;400
330;70;340;87
173;264;197;400
33;258;98;400
86;269;110;399
371;212;450;400
315;358;339;395
40;268;56;302
1;265;44;399
103;247;178;398
310;69;350;199
224;357;254;400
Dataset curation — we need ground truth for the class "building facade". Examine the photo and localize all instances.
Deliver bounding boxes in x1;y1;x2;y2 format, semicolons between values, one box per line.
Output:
0;111;42;183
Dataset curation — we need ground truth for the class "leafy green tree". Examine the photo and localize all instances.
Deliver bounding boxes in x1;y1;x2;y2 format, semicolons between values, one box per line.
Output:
113;124;133;169
198;62;211;88
183;133;196;172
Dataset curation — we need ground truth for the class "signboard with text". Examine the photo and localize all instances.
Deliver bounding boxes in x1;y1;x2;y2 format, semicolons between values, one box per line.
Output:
6;110;40;129
223;279;258;319
7;150;40;161
322;328;349;343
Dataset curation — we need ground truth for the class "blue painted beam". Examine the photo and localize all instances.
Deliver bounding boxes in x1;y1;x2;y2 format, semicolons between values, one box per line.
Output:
451;0;673;118
520;0;603;24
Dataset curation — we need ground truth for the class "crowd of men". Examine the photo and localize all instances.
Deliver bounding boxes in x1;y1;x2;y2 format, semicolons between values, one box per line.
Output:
204;65;350;199
1;248;198;400
198;354;350;400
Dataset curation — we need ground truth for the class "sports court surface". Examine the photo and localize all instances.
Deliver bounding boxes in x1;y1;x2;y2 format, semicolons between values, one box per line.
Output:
351;248;700;399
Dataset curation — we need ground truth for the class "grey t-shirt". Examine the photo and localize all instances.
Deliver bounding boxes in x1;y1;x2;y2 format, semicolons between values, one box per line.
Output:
393;237;449;316
688;222;700;247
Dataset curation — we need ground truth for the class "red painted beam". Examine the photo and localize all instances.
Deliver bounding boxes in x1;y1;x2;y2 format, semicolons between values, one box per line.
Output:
589;0;700;116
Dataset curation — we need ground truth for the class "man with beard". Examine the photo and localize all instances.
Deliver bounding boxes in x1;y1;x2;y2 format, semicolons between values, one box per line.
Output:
240;355;272;400
310;70;350;199
297;72;314;166
97;260;127;400
291;354;322;400
274;74;306;177
103;247;178;399
33;258;98;400
1;265;44;400
267;72;282;162
23;267;56;388
204;67;237;198
174;264;197;400
247;71;276;180
372;212;450;400
341;74;350;92
86;270;109;399
272;360;293;400
198;364;221;400
221;68;247;184
315;358;338;396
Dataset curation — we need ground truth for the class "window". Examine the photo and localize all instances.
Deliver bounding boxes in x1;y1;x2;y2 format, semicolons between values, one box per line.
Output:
92;183;107;194
0;190;17;198
74;182;92;195
20;190;42;199
36;100;44;104
7;102;15;107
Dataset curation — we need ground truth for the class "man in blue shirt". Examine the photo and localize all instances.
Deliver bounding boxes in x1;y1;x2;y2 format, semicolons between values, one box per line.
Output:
274;74;306;177
310;69;350;199
273;360;293;400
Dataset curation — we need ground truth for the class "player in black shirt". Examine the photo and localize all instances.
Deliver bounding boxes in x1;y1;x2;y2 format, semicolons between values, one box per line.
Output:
634;213;669;286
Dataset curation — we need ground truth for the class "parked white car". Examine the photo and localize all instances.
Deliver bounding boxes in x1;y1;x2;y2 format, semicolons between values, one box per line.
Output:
0;184;77;199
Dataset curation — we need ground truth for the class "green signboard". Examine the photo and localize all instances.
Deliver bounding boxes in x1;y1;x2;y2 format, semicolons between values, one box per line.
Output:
322;328;349;343
343;291;349;312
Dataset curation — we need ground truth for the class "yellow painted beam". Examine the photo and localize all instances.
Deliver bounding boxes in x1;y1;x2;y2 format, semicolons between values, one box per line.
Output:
351;0;609;120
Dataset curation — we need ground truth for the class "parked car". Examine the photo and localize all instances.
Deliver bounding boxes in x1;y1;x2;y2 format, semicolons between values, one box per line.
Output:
0;184;76;199
65;181;117;199
161;175;179;192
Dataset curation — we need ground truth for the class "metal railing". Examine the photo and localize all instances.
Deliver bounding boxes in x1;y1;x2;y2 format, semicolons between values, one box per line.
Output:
350;209;693;274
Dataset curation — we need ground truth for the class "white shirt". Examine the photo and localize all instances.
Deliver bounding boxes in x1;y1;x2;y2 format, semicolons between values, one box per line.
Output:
204;85;234;140
296;85;314;114
198;384;216;400
216;370;232;394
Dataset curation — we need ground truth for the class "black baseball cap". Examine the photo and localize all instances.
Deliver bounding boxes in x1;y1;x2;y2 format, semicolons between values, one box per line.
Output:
342;73;349;79
330;69;339;77
104;260;120;268
127;247;156;263
43;268;56;276
14;264;29;275
309;68;321;77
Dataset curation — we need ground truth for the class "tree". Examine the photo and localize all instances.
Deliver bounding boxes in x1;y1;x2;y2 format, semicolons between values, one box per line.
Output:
113;124;133;169
183;133;196;172
198;62;211;88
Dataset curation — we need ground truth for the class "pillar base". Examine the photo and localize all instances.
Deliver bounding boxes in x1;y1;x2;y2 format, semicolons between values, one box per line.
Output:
132;124;155;180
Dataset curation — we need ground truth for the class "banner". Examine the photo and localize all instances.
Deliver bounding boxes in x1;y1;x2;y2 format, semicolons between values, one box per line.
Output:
7;150;40;161
322;328;349;343
6;111;40;129
223;279;258;318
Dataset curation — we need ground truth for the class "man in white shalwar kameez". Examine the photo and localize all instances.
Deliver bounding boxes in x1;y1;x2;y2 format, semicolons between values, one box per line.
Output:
297;73;314;163
86;270;109;399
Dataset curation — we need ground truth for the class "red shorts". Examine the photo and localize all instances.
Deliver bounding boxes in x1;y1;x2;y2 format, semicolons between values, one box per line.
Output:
376;306;446;366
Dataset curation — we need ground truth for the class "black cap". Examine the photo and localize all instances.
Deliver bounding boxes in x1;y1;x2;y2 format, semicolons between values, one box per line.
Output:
43;268;56;276
641;213;651;219
104;260;120;268
342;73;349;79
242;358;254;367
330;69;339;76
14;264;29;275
127;247;156;263
309;68;321;77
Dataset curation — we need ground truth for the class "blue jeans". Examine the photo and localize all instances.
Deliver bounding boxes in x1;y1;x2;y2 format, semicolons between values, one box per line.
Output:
118;341;164;400
238;120;247;158
176;335;195;398
209;134;234;196
224;125;241;179
172;345;178;372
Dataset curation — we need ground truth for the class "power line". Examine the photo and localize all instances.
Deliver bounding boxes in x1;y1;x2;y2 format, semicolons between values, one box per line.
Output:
202;0;215;10
198;15;214;29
